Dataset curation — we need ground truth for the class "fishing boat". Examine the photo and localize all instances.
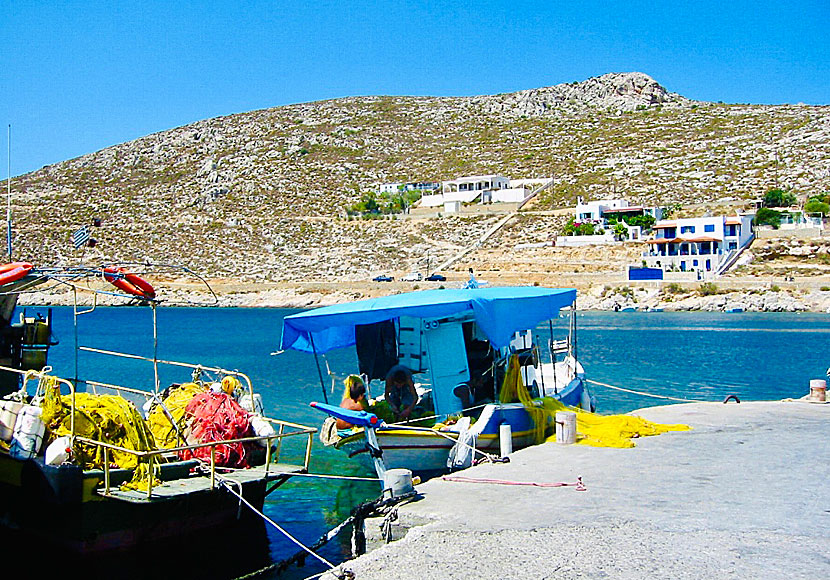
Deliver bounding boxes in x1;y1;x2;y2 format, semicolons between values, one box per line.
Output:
279;285;594;478
0;264;316;557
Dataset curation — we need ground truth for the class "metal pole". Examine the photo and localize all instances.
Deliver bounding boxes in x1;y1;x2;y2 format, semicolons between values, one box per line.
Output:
152;302;159;394
309;335;329;404
6;124;11;260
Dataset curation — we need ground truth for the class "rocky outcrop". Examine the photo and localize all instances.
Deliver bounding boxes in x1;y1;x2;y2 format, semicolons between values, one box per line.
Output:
493;72;690;116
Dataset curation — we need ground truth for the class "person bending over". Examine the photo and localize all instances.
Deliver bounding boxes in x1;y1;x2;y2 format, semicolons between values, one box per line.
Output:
385;364;418;421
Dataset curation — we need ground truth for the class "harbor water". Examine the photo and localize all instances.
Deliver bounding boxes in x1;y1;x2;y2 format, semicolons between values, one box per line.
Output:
30;305;830;578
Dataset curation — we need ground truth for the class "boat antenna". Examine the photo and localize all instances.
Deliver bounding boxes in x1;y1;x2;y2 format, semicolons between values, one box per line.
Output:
6;124;11;260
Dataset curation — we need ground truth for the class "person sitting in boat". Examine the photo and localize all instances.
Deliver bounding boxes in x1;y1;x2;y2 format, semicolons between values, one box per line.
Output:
336;375;369;429
385;364;418;421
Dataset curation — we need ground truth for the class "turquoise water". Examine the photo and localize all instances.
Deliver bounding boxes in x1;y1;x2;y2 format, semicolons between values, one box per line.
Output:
31;306;830;578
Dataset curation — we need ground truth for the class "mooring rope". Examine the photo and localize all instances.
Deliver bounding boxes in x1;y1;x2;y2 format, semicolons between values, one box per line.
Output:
586;378;707;403
218;478;337;571
282;472;381;482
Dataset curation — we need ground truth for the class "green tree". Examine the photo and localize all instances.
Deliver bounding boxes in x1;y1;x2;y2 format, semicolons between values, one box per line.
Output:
754;207;782;229
763;188;796;208
804;199;830;215
613;222;629;240
626;214;656;230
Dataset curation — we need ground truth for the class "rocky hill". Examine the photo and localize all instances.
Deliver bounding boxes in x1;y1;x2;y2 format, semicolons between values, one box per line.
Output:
9;72;830;284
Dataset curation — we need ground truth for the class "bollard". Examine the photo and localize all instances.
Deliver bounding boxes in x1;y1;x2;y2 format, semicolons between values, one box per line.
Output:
555;411;577;444
809;379;826;402
383;468;414;497
499;422;513;457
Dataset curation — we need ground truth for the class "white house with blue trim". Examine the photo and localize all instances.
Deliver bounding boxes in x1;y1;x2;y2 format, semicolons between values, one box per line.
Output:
642;214;754;276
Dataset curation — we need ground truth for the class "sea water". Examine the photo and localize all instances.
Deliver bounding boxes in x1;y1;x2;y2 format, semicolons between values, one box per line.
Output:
29;306;830;578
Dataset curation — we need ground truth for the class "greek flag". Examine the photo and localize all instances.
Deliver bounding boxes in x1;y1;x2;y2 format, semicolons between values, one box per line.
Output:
72;225;91;249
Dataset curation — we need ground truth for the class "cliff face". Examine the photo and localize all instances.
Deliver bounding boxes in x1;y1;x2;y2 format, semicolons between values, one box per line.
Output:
9;72;830;282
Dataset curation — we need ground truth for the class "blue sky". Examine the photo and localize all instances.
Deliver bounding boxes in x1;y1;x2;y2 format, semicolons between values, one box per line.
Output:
2;1;828;177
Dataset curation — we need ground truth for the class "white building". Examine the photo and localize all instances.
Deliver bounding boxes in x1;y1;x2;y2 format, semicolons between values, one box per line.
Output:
574;197;663;223
417;174;549;208
643;214;754;276
379;182;440;195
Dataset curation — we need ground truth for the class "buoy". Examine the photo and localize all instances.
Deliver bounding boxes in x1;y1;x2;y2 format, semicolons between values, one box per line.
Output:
499;422;513;457
555;411;577;444
809;379;826;402
103;266;155;299
0;262;33;286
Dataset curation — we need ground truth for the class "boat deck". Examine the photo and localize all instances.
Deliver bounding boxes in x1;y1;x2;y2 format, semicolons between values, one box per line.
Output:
97;463;306;504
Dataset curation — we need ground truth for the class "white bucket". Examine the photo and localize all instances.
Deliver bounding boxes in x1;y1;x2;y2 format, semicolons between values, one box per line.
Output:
383;468;414;497
555;411;577;445
809;379;826;402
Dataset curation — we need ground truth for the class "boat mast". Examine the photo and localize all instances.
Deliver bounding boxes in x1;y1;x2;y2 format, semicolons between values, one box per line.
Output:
6;124;11;260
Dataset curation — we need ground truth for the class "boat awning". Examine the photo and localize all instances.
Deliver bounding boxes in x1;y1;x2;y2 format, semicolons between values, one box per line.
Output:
280;286;577;354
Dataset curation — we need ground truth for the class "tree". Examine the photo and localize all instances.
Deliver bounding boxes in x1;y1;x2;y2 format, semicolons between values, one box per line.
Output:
754;207;782;229
613;222;629;240
763;188;796;208
626;214;656;230
804;199;830;215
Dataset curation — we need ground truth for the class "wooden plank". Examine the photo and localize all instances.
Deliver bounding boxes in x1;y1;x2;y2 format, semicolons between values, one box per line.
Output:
95;463;306;504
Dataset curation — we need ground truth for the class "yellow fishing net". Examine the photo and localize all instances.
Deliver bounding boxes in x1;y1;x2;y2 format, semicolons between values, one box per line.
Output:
146;382;206;448
39;381;161;491
499;355;691;448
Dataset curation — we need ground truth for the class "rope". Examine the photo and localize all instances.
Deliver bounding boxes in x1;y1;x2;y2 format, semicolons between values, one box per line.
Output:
218;478;337;571
586;379;707;403
390;423;500;463
442;475;587;491
283;472;381;482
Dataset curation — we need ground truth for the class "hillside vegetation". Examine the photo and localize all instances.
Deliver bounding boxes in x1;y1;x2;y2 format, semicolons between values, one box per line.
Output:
10;72;830;283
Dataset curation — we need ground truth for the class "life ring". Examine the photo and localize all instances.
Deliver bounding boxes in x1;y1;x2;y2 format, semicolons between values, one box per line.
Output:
103;266;156;299
0;262;34;286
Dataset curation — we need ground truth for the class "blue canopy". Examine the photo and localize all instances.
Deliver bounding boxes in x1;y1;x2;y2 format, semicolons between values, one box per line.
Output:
280;286;576;354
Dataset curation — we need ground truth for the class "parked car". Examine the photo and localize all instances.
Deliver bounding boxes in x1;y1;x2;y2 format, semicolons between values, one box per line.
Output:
400;272;422;282
372;275;394;282
425;273;446;282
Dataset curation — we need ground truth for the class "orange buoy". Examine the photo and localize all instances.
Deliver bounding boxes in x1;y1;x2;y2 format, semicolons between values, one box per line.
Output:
0;262;34;286
103;266;156;299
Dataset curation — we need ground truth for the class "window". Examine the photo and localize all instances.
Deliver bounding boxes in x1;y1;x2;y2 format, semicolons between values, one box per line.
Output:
681;225;696;234
704;224;715;233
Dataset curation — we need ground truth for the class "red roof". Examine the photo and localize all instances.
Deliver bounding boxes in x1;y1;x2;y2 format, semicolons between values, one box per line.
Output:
653;222;676;229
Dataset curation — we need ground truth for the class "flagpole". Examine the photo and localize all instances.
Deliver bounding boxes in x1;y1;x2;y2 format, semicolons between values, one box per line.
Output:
6;124;11;260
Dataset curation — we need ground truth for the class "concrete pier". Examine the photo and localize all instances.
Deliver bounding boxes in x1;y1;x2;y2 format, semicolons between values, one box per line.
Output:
325;401;829;579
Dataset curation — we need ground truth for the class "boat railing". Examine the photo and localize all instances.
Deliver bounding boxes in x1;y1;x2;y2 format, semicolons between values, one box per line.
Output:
78;345;259;404
0;365;316;496
75;419;316;500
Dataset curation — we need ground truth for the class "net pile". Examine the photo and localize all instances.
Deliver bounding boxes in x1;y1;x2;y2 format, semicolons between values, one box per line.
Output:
499;355;691;448
40;382;160;490
146;382;205;449
179;391;254;468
